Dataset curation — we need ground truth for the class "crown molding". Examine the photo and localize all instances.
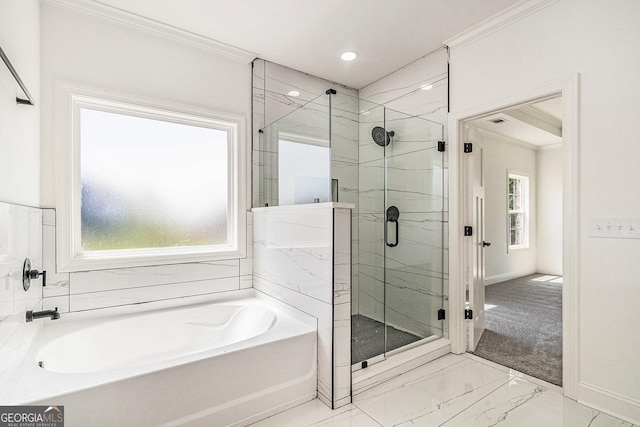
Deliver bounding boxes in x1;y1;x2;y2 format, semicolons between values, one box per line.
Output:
444;0;558;50
42;0;257;64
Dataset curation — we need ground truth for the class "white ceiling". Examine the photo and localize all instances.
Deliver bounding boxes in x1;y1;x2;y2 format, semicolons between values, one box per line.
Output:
470;96;564;147
88;0;522;89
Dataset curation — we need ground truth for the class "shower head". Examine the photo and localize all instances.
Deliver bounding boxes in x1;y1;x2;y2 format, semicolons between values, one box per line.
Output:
371;126;395;147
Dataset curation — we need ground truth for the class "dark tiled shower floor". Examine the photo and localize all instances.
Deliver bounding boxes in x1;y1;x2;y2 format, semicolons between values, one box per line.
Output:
351;314;421;364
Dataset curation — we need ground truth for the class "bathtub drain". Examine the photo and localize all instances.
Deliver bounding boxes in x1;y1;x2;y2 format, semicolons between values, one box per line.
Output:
38;361;44;369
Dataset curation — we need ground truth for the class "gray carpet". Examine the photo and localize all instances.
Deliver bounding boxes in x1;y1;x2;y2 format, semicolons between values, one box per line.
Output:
351;315;421;364
472;274;563;386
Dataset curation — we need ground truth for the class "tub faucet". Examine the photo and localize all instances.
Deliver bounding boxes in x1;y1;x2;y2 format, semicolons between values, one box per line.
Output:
26;307;60;322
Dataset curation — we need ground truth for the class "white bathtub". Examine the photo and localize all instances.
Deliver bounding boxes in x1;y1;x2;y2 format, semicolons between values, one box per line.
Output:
1;291;317;426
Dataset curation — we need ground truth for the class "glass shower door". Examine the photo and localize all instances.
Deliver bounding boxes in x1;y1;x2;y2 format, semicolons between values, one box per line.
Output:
383;108;446;355
352;100;387;365
352;101;446;368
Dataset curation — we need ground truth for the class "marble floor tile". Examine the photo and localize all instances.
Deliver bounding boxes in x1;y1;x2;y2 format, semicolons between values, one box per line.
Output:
355;354;512;426
251;355;638;427
441;376;638;427
249;400;381;426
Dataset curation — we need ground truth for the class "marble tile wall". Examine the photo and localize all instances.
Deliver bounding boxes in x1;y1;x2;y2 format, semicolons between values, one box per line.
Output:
252;59;360;317
355;47;449;339
40;209;254;313
0;201;43;377
359;47;449;137
253;204;352;409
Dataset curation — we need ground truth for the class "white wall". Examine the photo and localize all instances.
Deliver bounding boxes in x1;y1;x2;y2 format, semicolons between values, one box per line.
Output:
40;4;251;207
536;146;562;275
0;0;40;206
37;4;254;313
449;0;640;422
482;132;537;284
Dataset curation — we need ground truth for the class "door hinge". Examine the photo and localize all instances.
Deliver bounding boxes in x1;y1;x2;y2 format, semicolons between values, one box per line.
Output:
464;226;473;236
437;308;445;320
463;142;473;153
465;309;473;320
438;140;446;152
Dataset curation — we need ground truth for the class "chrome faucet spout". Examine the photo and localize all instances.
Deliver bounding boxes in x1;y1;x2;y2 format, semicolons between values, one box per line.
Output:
26;307;60;322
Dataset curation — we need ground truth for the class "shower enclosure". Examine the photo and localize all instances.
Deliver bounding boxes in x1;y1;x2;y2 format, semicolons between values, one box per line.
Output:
256;90;447;369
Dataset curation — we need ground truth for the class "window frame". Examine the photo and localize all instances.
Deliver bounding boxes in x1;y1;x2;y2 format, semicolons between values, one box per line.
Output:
507;172;530;251
55;85;246;272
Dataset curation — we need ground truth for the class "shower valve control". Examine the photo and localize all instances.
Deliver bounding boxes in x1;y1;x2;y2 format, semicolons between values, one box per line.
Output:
22;258;47;291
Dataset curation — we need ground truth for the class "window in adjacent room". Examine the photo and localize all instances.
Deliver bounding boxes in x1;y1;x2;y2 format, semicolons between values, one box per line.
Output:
508;173;529;249
56;88;246;271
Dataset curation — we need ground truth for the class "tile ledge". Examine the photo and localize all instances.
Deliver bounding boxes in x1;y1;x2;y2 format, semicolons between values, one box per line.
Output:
252;202;354;212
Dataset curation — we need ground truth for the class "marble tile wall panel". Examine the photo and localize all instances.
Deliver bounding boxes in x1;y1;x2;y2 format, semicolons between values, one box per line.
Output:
0;202;43;371
40;209;252;314
68;260;239;294
356;213;384;321
42;209;69;297
333;208;352;406
253;205;352;409
330;95;359;164
358;104;386;165
333;302;351;407
253;206;333;303
359;47;448;133
70;276;239;311
383;110;444;158
358;159;385;215
385;213;445;273
263;60;357;127
333;208;352;306
385;269;445;338
384;79;448;128
386;148;445;214
240;212;253;289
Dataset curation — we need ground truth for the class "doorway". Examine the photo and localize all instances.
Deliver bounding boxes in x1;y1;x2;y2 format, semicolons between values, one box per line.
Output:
463;95;564;386
449;75;579;398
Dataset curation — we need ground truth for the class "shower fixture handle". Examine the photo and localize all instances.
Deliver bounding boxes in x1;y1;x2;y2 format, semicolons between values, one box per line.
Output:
385;206;400;248
22;258;47;291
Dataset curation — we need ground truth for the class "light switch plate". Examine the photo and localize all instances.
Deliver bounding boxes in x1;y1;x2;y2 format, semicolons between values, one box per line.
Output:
589;218;640;239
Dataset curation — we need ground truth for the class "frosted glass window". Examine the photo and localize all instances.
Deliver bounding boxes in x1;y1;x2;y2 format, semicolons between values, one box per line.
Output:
278;139;331;205
80;108;229;251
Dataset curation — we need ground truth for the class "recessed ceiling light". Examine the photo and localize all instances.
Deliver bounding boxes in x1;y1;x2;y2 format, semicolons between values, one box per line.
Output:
419;84;433;91
287;90;300;97
341;51;358;61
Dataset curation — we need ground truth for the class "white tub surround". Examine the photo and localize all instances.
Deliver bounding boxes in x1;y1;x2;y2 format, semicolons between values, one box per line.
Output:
0;291;317;427
253;203;352;409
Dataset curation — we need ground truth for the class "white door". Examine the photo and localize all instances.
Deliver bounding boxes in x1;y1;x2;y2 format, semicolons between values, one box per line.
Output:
465;124;486;351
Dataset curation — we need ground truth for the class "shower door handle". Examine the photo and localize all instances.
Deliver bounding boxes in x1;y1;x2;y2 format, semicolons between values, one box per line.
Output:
385;206;400;247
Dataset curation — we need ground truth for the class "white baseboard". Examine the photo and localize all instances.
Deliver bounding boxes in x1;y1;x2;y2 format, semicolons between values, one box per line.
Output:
578;381;640;425
484;270;536;286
